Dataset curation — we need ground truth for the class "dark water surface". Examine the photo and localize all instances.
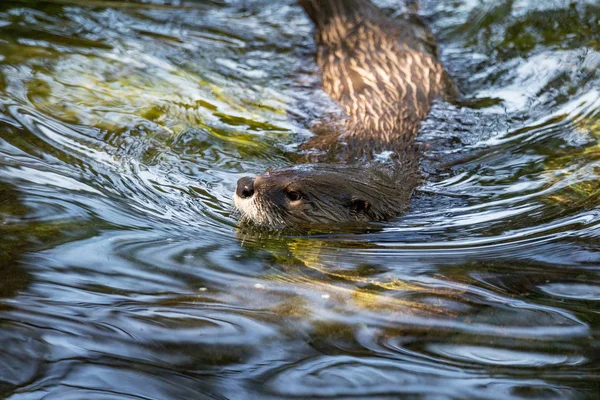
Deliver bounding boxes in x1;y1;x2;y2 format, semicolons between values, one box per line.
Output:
1;0;599;398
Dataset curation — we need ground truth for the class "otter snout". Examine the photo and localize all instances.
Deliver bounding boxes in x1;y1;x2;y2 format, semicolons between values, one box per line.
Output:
236;176;255;199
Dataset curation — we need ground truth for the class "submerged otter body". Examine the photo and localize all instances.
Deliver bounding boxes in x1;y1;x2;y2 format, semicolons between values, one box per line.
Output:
234;0;455;230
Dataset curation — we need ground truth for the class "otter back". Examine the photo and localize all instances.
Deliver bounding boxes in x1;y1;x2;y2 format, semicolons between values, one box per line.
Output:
299;0;455;158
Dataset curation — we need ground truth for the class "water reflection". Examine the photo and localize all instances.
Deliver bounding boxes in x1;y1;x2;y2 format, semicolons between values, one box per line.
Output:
0;182;32;300
0;0;599;398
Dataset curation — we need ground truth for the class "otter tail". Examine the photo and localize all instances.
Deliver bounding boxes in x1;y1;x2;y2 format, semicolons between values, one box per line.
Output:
298;0;377;28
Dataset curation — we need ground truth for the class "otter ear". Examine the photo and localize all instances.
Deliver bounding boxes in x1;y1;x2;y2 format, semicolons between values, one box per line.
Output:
350;197;370;214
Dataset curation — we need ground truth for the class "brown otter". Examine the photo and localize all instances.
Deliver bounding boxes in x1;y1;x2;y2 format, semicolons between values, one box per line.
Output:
234;0;456;230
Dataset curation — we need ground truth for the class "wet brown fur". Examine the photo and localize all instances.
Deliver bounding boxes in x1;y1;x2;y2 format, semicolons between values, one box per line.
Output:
234;0;455;230
299;0;457;159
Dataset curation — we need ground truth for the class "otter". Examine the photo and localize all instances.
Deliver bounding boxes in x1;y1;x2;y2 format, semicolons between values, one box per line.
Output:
234;0;456;230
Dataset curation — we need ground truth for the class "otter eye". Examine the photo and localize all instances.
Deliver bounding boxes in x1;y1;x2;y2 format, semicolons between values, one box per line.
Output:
285;190;303;201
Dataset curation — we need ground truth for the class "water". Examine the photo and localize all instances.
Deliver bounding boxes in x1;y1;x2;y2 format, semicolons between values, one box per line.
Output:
0;0;599;398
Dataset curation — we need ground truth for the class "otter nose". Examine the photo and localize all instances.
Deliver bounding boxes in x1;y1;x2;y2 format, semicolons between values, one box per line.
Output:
236;176;255;199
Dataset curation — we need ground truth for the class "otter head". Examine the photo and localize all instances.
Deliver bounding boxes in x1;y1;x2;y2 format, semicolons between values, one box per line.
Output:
233;164;419;231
